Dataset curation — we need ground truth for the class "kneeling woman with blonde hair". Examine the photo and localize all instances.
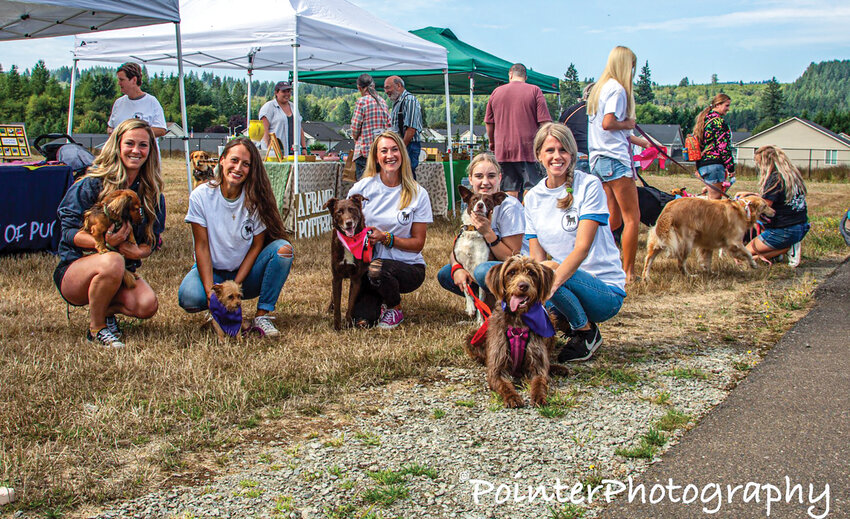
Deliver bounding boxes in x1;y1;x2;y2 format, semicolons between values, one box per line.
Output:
525;122;626;362
743;145;809;264
347;131;433;329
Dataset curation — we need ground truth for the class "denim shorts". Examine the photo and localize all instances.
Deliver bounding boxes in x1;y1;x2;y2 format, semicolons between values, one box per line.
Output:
591;156;632;182
698;163;726;184
758;223;810;250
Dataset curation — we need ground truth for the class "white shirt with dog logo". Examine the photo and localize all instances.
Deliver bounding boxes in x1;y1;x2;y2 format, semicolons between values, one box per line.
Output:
524;171;626;293
349;175;433;265
185;184;266;271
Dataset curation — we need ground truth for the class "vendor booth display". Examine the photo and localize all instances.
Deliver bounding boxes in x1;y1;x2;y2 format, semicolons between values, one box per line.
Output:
0;163;73;253
0;124;29;160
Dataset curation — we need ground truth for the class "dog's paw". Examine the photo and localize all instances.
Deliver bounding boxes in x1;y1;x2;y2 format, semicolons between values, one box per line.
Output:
531;395;547;407
504;394;525;408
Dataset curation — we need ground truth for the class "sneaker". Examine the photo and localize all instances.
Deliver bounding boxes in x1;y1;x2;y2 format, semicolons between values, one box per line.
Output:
87;327;125;348
253;315;280;337
377;307;404;329
105;315;122;338
557;322;602;362
788;241;801;267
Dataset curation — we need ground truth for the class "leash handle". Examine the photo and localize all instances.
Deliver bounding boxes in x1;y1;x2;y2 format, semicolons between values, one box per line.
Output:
634;124;731;199
464;283;491;318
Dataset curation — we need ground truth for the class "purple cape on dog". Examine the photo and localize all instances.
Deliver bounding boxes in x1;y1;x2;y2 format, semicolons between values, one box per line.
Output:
209;292;242;337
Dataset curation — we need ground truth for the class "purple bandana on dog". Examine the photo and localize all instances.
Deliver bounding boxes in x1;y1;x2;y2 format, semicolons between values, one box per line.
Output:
500;301;556;338
209;292;243;337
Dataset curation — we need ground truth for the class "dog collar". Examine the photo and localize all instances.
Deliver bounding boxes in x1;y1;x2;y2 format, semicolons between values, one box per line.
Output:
209;292;243;337
336;227;374;262
460;224;477;232
500;301;556;338
506;326;529;377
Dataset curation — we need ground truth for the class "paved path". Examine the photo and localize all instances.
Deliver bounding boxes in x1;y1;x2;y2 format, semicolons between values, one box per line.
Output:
602;257;850;519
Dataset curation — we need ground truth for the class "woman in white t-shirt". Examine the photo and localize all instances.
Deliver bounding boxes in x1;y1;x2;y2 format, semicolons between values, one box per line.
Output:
525;123;626;362
586;46;651;284
178;138;294;336
437;153;524;303
347;131;433;329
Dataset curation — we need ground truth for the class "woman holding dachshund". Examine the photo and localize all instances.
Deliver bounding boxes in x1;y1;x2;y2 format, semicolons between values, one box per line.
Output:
54;119;166;348
437;153;525;305
178;137;293;337
348;131;432;329
525;123;626;362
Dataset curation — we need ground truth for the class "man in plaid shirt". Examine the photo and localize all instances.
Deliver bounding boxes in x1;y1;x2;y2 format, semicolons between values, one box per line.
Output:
351;73;390;180
384;75;424;177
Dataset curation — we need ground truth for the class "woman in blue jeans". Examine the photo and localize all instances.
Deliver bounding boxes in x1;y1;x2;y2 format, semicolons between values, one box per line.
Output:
437;153;525;307
178;137;294;336
525;123;626;362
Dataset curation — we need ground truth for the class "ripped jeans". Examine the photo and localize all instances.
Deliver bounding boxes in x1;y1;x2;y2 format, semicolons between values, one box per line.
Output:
178;239;294;313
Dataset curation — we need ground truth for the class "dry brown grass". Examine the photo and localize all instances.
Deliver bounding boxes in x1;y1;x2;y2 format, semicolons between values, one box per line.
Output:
1;163;848;515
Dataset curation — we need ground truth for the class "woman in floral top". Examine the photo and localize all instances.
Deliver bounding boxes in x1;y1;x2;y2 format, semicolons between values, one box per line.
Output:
693;93;734;200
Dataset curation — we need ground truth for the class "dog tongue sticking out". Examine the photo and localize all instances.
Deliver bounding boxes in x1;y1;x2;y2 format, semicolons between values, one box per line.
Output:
509;295;528;312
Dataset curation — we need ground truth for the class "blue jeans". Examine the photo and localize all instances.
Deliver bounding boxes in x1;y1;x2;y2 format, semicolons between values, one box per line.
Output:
546;269;625;330
407;141;421;176
758;223;810;250
178;239;294;313
698;163;726;184
437;261;501;296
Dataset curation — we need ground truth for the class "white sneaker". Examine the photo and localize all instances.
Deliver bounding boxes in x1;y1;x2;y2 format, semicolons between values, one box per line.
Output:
253;315;280;337
788;241;802;267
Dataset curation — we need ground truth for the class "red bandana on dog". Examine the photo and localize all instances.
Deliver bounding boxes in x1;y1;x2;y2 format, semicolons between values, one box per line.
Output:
336;228;374;262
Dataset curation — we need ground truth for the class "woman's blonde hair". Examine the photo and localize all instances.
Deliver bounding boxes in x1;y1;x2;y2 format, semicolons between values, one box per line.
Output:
533;122;578;210
693;93;731;147
755;145;807;200
466;152;502;179
85;118;163;244
586;46;637;119
364;131;419;209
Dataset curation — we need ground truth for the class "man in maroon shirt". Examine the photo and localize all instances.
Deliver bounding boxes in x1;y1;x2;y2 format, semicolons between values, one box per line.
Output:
485;63;552;199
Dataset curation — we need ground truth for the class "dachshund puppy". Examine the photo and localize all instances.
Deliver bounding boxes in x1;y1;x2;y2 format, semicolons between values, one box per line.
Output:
82;189;142;288
466;256;567;408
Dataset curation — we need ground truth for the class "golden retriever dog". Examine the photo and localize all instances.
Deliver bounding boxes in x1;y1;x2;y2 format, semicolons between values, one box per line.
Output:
190;150;217;189
642;194;776;279
465;256;568;408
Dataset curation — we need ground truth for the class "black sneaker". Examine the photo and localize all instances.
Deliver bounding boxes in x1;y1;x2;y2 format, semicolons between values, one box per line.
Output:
87;327;125;349
105;315;122;338
558;322;602;362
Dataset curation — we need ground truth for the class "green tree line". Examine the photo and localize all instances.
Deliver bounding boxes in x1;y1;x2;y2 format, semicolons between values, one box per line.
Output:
1;59;849;139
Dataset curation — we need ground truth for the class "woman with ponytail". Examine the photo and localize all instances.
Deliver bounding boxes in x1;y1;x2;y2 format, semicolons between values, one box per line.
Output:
351;73;390;180
524;123;626;362
693;93;734;199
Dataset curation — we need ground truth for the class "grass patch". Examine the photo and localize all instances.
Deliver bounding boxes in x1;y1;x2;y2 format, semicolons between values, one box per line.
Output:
400;463;438;479
323;433;345;448
361;484;409;506
615;442;657;459
537;390;580;418
733;360;754;372
549;503;586;519
662;367;709;380
454;399;475;408
367;469;406;486
323;504;357;519
354;431;381;446
327;465;346;478
655;409;693;432
432;408;446;419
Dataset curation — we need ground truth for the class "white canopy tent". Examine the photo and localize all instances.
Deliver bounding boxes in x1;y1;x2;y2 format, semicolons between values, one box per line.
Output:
73;0;455;203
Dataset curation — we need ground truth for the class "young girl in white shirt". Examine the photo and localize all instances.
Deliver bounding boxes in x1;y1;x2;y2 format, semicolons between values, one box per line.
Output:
525;123;626;362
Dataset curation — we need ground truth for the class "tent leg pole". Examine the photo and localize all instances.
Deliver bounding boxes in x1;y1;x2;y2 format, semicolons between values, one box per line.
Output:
469;74;474;149
444;70;454;213
247;69;253;134
67;59;78;135
292;43;300;194
175;22;192;195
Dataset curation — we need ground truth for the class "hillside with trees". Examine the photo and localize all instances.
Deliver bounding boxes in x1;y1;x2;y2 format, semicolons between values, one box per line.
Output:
1;59;848;139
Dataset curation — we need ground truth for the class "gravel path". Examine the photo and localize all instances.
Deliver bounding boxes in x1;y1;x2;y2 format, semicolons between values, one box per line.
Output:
84;343;754;519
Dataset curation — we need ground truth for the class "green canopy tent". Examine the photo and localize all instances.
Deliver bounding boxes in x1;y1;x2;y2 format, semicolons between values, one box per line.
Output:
299;27;560;210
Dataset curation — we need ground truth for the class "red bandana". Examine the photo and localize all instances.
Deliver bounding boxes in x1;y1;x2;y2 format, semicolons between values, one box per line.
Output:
336;227;374;262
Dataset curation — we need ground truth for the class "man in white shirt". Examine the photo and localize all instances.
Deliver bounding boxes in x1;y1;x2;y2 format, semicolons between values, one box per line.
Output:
259;81;306;157
107;62;166;138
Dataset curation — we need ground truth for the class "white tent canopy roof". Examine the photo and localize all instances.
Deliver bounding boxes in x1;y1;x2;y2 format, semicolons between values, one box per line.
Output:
0;0;179;41
72;0;448;72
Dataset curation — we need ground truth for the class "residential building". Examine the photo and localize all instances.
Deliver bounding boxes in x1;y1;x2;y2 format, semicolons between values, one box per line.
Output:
735;117;850;169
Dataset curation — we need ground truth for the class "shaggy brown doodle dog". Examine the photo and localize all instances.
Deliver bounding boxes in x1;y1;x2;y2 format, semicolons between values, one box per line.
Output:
190;150;217;189
323;194;372;330
642;194;776;279
465;256;568;408
82;189;143;288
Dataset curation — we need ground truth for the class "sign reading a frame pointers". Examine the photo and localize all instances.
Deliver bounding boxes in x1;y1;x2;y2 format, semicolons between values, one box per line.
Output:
0;124;31;160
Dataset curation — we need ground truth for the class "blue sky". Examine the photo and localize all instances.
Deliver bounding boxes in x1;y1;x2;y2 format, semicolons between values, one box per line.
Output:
2;0;848;85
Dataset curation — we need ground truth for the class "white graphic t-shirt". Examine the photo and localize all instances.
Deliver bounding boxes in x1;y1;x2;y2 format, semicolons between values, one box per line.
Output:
348;175;433;265
524;171;626;293
185;183;266;271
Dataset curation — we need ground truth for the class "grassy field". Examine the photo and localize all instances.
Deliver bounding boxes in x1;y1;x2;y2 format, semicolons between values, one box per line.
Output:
1;160;848;516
